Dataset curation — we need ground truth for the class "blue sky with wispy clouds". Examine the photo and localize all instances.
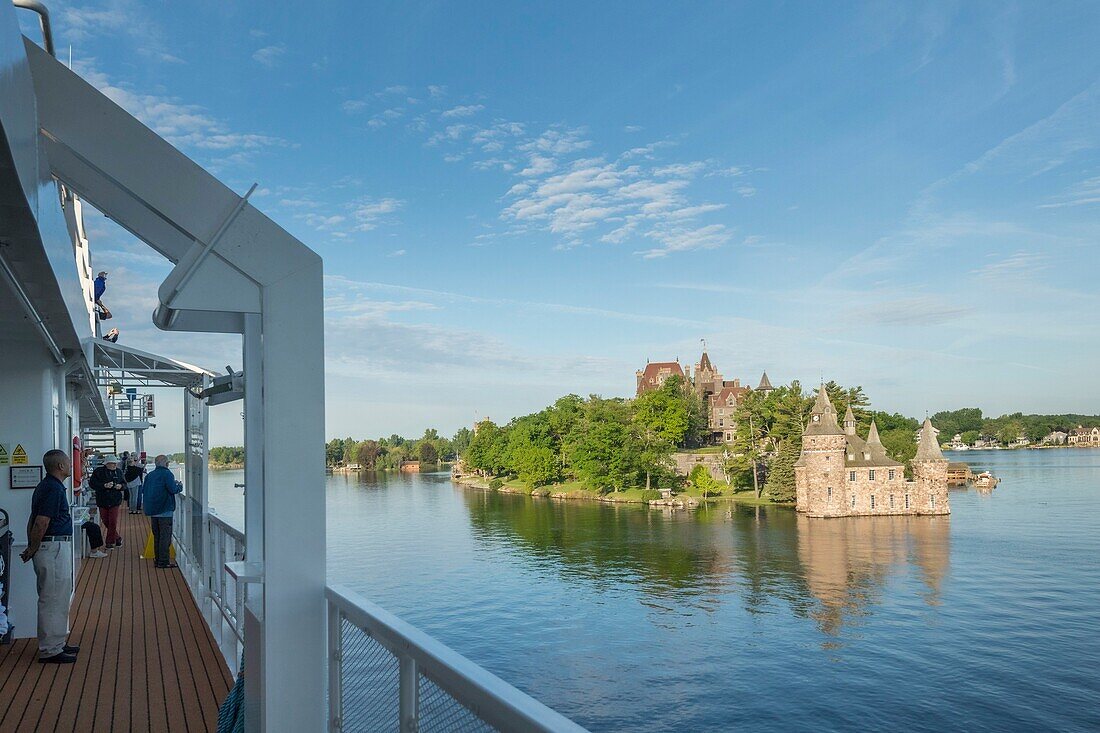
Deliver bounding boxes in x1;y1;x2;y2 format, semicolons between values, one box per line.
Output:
21;1;1100;451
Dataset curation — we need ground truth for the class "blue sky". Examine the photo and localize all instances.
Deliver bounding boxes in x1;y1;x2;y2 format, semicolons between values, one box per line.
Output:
22;1;1100;452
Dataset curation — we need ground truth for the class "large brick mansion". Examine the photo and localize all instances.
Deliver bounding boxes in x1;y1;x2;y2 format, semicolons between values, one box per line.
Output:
794;385;949;517
636;349;772;444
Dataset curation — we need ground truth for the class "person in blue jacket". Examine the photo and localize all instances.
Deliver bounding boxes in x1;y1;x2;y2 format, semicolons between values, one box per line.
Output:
142;455;183;568
93;270;112;319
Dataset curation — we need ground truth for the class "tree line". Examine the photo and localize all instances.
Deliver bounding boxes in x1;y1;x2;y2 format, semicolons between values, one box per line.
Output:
929;407;1100;446
325;428;473;470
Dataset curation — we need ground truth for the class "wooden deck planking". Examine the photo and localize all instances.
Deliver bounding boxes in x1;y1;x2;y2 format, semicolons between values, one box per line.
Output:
0;511;231;732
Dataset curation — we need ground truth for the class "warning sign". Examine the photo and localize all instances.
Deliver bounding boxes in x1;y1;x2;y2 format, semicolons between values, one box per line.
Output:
12;444;29;464
0;443;9;465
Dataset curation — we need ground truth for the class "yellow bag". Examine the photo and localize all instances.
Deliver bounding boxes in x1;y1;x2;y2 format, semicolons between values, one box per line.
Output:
141;530;176;561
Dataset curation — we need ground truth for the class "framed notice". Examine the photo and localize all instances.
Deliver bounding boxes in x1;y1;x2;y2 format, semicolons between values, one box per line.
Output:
10;465;43;489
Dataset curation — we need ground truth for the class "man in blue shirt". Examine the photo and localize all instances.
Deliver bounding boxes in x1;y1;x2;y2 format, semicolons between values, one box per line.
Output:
93;270;112;319
21;449;79;663
142;455;183;568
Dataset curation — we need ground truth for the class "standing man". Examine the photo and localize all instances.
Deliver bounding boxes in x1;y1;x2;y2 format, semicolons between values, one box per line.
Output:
20;449;80;663
90;455;125;548
142;455;182;569
93;270;112;319
126;455;146;514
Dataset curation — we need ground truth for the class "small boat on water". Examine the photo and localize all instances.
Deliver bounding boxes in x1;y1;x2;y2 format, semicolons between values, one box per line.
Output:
973;471;999;489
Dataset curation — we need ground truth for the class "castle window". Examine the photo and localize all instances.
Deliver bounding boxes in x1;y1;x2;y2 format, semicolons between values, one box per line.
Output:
889;494;895;508
827;487;832;498
863;452;871;461
870;495;876;509
851;495;856;508
888;469;896;480
869;469;876;480
849;471;856;482
905;494;910;509
930;496;936;509
812;414;820;422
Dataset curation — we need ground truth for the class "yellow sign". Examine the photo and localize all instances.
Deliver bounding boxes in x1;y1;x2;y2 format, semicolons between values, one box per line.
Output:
0;443;9;465
12;444;29;464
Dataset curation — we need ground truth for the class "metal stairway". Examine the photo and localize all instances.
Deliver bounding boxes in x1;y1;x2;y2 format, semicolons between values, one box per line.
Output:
82;429;118;455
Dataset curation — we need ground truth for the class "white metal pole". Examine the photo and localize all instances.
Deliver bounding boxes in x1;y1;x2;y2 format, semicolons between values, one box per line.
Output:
242;312;265;733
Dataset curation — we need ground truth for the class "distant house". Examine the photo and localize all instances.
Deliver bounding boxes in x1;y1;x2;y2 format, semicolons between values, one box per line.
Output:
1068;426;1100;446
635;360;685;395
1044;431;1068;445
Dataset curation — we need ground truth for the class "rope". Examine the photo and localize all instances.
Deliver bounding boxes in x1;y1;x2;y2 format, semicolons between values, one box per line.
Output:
216;654;246;733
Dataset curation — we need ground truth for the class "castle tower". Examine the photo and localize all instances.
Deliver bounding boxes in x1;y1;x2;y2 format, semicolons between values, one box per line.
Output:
794;385;848;516
693;348;723;400
843;405;857;436
756;371;774;394
911;417;950;515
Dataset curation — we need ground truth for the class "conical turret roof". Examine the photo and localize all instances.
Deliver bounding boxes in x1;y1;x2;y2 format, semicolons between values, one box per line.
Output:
757;371;773;390
699;350;713;372
805;384;844;436
915;418;946;461
866;419;881;445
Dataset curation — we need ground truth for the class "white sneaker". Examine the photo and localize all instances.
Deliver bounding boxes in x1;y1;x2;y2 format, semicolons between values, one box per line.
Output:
89;550;108;558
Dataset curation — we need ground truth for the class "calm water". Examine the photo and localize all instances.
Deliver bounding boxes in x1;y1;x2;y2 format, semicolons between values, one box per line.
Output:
207;449;1100;732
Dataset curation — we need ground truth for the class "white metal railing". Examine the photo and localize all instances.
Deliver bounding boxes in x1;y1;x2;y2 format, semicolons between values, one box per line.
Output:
173;493;245;672
327;585;588;733
172;500;588;731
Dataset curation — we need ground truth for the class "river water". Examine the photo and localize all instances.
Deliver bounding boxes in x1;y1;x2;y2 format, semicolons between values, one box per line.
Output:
206;449;1100;732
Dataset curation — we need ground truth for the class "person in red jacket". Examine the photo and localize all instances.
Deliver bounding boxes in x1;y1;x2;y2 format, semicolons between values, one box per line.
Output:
89;455;125;547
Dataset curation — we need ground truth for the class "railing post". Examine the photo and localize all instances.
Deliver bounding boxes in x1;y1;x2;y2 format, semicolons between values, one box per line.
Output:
328;603;343;732
400;655;419;733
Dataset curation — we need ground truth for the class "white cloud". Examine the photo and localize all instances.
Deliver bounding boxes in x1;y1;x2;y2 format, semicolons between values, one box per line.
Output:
971;251;1047;283
341;100;368;114
388;249;407;257
252;44;286;68
442;104;485;118
350;197;403;231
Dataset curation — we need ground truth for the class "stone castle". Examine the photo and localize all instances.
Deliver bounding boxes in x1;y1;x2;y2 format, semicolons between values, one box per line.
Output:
794;385;949;517
636;349;772;445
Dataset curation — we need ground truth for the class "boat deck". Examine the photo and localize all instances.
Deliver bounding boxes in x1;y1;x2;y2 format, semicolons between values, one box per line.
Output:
0;511;232;731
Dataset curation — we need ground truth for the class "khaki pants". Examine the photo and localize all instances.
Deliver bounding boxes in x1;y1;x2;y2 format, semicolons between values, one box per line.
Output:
32;541;72;657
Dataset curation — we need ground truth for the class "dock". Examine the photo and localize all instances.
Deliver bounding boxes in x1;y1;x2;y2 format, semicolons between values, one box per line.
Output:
0;512;231;732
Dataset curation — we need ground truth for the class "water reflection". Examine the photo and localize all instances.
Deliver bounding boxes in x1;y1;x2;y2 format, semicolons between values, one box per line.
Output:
460;488;949;638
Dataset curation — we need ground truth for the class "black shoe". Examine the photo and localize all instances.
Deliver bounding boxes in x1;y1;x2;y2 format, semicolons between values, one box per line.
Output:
63;645;80;654
39;652;77;664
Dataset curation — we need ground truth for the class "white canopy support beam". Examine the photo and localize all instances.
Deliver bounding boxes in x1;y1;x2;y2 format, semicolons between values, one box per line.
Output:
26;39;327;732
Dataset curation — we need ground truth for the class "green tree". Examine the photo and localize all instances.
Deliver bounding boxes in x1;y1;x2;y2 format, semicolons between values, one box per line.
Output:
762;437;799;502
357;440;382;469
632;377;692;491
572;397;637;493
451;427;473;458
688;464;721;498
960;430;980;446
997;420;1024;445
418;440;439;464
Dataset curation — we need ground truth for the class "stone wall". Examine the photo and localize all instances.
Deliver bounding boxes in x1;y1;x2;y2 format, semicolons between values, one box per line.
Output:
672;452;727;482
